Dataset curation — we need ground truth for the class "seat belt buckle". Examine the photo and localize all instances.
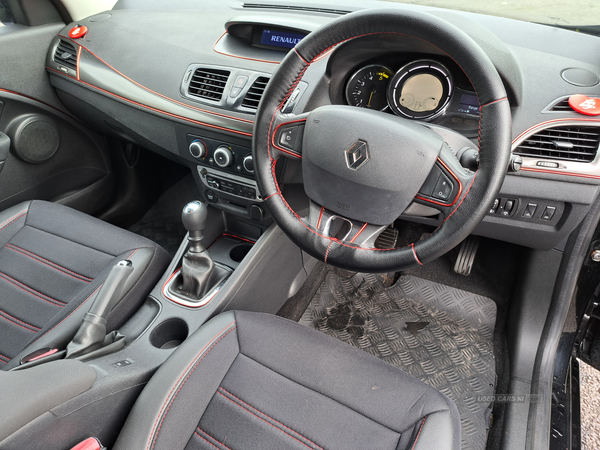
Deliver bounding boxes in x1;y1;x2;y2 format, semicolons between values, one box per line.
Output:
69;437;105;450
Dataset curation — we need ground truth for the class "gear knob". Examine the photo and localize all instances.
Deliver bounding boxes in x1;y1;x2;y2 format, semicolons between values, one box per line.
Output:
182;201;208;252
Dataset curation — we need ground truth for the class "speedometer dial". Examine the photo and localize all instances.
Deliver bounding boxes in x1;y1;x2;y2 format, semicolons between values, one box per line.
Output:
387;60;453;119
345;65;393;110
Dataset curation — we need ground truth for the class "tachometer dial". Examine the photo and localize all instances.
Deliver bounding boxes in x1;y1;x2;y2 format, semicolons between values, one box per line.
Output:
387;60;453;119
345;65;393;110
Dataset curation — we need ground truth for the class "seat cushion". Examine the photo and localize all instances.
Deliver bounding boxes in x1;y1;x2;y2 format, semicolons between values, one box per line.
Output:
113;311;461;450
0;200;170;369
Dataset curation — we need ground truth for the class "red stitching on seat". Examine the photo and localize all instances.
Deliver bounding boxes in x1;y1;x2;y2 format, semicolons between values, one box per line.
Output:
29;285;102;345
5;244;93;282
0;210;27;231
410;416;428;450
217;388;324;450
0;352;11;362
195;429;233;450
0;308;40;332
147;324;237;450
0;272;66;307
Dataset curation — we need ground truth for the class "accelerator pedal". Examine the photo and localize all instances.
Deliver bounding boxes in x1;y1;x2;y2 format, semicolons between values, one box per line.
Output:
454;235;481;276
375;226;399;249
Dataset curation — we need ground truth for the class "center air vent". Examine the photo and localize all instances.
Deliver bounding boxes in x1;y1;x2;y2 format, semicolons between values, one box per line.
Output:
188;68;230;102
53;39;77;72
515;126;600;163
241;77;270;110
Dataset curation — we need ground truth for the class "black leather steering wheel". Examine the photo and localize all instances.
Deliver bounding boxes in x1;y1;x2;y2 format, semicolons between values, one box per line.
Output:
253;8;511;272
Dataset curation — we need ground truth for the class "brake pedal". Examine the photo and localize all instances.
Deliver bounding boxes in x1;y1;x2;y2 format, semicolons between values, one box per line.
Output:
375;226;399;249
454;235;480;276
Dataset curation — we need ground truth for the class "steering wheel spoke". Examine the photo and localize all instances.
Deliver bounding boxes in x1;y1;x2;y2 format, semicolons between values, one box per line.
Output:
306;200;387;248
269;111;310;160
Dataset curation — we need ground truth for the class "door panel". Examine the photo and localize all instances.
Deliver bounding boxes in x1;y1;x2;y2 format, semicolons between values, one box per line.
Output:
0;15;114;214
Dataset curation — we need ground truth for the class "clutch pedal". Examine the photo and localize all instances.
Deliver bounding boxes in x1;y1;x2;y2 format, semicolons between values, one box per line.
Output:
454;235;480;276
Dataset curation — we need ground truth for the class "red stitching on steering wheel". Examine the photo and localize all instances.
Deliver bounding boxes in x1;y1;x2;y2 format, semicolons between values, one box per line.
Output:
263;30;505;264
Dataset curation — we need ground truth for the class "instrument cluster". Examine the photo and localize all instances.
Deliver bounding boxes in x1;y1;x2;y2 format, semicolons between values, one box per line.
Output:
344;58;480;123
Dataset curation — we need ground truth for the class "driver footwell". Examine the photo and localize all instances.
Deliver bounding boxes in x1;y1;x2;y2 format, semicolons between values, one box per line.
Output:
299;272;497;450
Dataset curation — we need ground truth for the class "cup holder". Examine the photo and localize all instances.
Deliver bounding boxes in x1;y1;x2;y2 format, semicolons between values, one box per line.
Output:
150;318;189;349
229;244;253;263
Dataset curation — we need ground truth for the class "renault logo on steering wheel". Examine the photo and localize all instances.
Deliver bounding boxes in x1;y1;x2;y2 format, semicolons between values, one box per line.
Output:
345;140;370;171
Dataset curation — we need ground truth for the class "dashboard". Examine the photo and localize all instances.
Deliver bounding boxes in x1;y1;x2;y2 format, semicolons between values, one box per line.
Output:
43;0;600;251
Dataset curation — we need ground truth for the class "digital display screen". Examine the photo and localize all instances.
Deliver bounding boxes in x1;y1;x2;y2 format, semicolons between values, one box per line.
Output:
457;93;480;115
399;74;444;112
259;29;306;49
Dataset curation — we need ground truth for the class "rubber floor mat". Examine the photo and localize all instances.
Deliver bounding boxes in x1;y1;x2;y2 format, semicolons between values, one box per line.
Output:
299;272;497;450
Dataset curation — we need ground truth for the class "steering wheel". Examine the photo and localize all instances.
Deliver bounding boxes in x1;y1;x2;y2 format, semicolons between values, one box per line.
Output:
253;8;511;272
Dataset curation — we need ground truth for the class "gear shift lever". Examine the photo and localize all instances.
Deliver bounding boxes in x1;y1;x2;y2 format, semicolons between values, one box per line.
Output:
179;201;215;299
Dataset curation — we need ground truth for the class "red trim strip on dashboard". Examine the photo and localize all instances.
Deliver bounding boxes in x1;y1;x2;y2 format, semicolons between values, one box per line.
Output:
47;66;253;137
58;35;255;124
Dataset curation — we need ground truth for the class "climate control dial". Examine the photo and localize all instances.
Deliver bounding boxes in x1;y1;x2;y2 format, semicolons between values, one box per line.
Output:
189;140;206;159
243;155;254;173
214;146;233;167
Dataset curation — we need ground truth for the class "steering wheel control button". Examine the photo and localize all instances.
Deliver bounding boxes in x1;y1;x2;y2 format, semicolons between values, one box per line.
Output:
214;146;233;167
522;203;538;218
189;140;206;159
541;206;556;221
432;173;453;200
205;190;218;203
276;124;305;154
568;94;600;115
69;25;88;39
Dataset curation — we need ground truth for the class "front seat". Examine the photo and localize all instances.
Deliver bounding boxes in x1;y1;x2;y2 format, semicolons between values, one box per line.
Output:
0;200;170;370
112;311;461;450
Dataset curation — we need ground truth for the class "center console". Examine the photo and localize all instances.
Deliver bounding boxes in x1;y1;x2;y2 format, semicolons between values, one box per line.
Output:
0;200;316;450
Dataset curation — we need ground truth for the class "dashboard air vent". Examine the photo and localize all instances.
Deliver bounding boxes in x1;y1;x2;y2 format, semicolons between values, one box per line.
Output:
242;3;350;14
188;68;230;101
53;39;77;71
515;126;600;163
241;77;270;110
548;98;572;112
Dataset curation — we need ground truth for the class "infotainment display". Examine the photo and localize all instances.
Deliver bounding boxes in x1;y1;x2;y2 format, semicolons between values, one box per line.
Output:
252;27;307;51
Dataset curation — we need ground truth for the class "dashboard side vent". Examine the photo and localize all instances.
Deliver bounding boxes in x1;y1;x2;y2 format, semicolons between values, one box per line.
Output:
242;3;351;14
548;98;572;112
515;126;600;163
188;68;230;101
53;39;77;71
241;77;270;110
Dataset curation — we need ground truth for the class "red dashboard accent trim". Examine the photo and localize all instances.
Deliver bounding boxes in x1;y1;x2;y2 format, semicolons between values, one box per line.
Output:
520;167;600;179
46;67;253;137
414;157;464;207
58;35;254;124
76;45;82;81
213;32;281;64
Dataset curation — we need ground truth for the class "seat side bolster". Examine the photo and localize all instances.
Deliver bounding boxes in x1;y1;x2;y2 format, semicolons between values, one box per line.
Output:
113;311;239;450
410;410;461;450
0;201;31;249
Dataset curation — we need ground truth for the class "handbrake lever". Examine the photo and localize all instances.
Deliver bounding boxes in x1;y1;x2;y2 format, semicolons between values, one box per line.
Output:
66;260;134;359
